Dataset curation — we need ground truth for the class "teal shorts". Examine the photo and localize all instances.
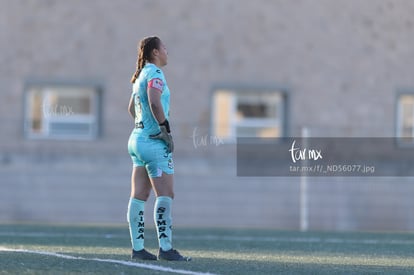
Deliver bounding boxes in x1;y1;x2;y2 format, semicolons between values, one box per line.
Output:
128;132;174;178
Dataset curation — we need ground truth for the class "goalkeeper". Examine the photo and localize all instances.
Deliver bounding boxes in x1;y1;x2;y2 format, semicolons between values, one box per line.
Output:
127;36;190;261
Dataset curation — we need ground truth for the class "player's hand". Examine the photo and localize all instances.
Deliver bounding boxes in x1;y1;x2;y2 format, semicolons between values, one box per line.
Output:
149;120;174;153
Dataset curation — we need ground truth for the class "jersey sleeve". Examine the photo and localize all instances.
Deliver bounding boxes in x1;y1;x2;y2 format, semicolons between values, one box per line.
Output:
148;78;164;92
147;67;165;92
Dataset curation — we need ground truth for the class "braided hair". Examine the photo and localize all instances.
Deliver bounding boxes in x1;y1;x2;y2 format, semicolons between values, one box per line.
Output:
130;36;161;83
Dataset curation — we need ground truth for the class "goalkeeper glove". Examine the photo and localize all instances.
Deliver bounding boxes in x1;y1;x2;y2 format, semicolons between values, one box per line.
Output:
149;119;174;153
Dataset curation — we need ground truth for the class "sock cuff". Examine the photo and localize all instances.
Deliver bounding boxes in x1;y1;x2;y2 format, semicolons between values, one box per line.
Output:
156;196;172;203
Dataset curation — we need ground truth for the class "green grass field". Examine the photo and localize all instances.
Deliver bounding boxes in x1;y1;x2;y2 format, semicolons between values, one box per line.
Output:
1;224;414;274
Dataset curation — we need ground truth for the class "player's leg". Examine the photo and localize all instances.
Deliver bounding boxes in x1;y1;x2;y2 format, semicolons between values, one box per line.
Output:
150;172;174;251
147;158;191;261
127;166;157;260
130;166;153;200
127;135;157;260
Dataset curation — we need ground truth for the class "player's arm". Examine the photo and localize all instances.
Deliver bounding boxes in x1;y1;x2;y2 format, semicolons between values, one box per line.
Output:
148;87;166;124
147;78;173;153
128;95;135;119
147;78;166;124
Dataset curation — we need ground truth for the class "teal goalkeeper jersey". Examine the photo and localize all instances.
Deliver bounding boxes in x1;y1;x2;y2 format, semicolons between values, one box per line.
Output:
131;63;170;137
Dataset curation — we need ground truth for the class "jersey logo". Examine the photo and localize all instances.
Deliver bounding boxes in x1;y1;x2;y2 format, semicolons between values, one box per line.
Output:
148;78;164;92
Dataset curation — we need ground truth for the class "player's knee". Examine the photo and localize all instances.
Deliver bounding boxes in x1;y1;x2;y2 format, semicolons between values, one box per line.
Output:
133;190;151;201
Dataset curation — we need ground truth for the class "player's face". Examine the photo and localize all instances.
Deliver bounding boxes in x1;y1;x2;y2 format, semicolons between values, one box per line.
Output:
157;41;168;66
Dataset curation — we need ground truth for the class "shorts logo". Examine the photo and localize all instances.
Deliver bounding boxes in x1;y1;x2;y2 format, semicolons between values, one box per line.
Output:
148;78;164;91
156;168;163;177
168;159;174;169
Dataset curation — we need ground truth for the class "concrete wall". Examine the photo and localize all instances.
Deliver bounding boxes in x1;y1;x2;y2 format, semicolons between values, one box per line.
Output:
1;0;414;230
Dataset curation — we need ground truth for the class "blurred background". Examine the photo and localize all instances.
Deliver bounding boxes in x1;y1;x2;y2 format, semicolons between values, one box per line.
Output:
1;0;414;231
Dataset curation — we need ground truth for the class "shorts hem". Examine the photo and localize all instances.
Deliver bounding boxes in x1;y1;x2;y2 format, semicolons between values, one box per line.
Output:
148;170;174;178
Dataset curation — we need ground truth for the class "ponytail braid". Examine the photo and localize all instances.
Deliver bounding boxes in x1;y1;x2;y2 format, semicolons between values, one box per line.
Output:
130;36;161;83
130;42;144;84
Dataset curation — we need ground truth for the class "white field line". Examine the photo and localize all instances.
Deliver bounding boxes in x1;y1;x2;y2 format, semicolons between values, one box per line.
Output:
1;231;414;246
0;247;217;275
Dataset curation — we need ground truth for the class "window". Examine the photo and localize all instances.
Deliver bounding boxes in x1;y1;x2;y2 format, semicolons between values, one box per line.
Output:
24;82;102;140
212;87;287;141
397;93;414;144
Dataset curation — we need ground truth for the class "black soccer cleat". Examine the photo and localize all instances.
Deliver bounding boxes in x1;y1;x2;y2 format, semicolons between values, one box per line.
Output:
131;249;157;261
158;248;192;261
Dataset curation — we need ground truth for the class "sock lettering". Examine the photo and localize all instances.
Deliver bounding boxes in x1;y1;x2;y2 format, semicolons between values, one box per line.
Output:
136;210;144;240
156;206;168;239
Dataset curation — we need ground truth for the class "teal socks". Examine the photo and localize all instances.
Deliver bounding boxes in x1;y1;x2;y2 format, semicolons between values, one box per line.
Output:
127;198;145;251
154;196;173;251
128;196;173;252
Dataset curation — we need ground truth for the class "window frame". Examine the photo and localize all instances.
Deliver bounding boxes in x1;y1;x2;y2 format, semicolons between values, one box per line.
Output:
210;84;289;142
23;80;103;141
